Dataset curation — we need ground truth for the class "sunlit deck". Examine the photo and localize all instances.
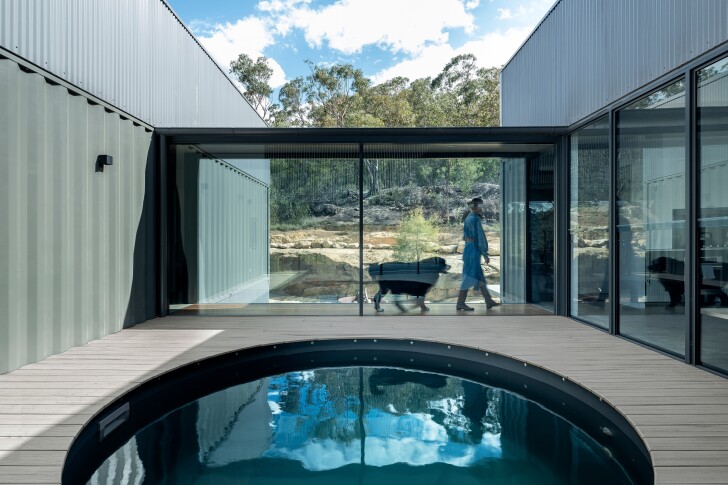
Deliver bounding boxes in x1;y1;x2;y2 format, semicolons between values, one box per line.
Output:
1;313;727;484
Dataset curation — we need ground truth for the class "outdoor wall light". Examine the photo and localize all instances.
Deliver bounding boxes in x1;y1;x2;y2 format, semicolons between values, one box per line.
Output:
96;154;113;172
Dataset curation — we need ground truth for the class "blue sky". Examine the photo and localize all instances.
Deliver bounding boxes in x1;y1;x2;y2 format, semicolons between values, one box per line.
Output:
166;0;554;90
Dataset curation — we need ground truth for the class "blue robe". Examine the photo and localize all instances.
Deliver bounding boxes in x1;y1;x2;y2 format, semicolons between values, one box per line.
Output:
461;212;489;289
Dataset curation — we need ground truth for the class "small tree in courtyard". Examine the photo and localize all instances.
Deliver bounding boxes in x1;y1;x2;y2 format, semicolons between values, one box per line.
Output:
393;208;439;262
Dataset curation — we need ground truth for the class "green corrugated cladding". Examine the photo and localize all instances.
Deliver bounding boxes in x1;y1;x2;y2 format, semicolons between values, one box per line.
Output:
0;59;153;374
175;155;269;304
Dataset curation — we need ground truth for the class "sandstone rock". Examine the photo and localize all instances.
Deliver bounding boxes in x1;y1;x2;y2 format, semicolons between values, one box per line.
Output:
303;286;332;296
444;244;458;253
312;203;339;217
585;238;609;248
294;241;312;249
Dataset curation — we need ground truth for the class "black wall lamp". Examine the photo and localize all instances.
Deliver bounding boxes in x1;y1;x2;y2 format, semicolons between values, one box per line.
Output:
96;154;113;172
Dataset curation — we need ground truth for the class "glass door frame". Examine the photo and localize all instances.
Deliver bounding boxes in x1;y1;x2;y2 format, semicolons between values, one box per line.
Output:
157;128;565;317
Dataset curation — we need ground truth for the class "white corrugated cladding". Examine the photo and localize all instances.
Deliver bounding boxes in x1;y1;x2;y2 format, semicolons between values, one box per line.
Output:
0;0;265;128
501;0;728;127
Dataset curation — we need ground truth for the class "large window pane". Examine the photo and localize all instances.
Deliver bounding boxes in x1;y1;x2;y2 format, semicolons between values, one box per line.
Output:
362;147;504;314
528;151;555;311
698;56;728;373
168;144;361;316
570;117;610;328
616;80;686;356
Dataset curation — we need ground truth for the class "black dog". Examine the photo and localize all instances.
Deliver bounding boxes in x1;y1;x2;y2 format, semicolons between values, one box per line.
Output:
647;256;728;308
368;257;450;313
647;256;685;308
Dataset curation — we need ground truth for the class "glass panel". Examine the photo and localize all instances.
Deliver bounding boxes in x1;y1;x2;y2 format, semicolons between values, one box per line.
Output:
501;159;527;302
616;79;686;356
697;56;728;373
168;144;361;316
167;142;554;317
362;146;506;314
527;151;555;311
570;117;610;328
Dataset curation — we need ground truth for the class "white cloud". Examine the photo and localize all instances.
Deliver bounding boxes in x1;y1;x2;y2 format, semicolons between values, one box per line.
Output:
279;0;477;55
196;16;287;88
497;0;554;22
188;0;553;91
370;26;534;84
497;8;512;20
257;0;311;13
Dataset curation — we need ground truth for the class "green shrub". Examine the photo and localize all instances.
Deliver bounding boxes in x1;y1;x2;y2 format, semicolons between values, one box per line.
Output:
271;200;311;226
393;208;439;262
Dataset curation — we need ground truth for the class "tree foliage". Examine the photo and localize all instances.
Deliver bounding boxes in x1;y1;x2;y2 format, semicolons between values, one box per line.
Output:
230;53;504;227
230;54;277;122
393;208;439;262
268;53;500;128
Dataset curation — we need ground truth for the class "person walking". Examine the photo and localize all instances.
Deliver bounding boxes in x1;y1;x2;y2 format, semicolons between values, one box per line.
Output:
457;197;499;311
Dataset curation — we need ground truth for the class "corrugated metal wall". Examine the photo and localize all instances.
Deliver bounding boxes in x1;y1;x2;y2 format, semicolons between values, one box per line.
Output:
501;0;728;127
0;0;265;128
174;154;269;305
0;58;155;374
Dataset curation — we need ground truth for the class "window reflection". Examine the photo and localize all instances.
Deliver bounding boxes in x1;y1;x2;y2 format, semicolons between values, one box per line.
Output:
90;368;635;484
570;117;610;328
616;79;686;356
698;56;728;373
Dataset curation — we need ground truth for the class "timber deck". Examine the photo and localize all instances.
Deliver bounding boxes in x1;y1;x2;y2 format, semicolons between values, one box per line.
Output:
1;313;727;484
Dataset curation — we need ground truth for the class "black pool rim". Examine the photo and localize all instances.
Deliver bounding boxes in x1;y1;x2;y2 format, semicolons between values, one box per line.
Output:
62;338;654;484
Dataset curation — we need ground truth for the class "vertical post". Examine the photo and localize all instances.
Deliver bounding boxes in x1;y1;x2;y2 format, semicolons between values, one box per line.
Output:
555;135;570;316
359;143;365;316
158;134;169;317
686;70;698;364
525;157;532;304
609;110;618;336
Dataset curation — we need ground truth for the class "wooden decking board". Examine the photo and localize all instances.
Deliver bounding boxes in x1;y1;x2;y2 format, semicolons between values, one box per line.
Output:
647;437;728;450
655;467;728;484
0;466;62;484
1;314;727;484
0;425;82;437
0;437;74;451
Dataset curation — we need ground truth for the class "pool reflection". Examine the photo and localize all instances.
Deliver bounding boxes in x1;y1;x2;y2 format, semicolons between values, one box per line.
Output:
90;367;634;485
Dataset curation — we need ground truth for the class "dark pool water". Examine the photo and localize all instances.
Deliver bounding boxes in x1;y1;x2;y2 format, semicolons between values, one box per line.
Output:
89;367;634;484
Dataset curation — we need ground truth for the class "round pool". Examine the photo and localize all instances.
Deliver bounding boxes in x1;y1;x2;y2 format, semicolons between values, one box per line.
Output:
63;340;652;484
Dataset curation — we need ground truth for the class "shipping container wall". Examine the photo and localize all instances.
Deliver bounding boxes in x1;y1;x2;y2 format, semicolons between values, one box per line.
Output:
0;58;157;374
0;0;265;128
501;0;728;127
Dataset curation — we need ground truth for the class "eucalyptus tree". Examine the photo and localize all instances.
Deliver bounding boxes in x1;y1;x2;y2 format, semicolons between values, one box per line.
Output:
431;53;500;127
229;53;277;123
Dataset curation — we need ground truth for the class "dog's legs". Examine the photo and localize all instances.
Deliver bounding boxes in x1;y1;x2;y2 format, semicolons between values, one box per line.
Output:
373;290;384;312
666;286;681;308
416;296;429;312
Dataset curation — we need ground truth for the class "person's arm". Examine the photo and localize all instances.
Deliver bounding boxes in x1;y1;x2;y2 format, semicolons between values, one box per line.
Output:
475;218;490;263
